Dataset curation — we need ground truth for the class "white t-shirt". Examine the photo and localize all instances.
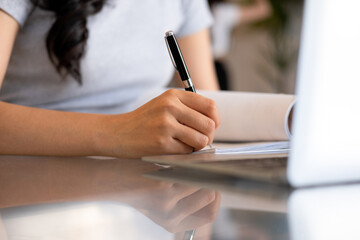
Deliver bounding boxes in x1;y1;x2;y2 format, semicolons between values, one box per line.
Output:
0;0;213;113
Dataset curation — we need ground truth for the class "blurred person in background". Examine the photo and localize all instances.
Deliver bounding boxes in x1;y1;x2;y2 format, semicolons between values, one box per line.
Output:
209;0;272;90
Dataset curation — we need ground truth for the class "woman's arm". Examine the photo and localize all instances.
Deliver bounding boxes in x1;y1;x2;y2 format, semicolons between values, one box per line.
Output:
0;11;220;158
0;10;19;87
0;102;109;156
0;90;220;158
177;29;220;91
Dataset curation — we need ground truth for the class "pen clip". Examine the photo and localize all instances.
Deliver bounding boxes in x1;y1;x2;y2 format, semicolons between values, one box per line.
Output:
165;37;178;70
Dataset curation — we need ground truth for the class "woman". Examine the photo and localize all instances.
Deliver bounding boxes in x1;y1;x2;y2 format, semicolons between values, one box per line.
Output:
0;0;221;158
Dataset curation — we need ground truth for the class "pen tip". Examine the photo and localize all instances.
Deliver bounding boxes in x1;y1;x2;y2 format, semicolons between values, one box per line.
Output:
165;31;174;37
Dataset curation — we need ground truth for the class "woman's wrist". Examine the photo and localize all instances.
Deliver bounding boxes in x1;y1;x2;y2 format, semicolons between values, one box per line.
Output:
91;114;117;157
91;113;132;158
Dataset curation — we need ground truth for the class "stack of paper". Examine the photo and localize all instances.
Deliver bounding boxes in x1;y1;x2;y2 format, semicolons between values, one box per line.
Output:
199;141;290;155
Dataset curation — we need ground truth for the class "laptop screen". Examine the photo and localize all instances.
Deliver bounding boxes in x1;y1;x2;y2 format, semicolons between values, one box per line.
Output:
289;0;360;187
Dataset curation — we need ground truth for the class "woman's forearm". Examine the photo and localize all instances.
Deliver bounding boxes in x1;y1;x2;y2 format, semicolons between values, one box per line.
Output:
0;89;220;158
0;101;105;156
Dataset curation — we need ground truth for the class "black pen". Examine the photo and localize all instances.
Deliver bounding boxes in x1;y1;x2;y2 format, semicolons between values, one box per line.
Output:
165;31;196;93
165;30;197;240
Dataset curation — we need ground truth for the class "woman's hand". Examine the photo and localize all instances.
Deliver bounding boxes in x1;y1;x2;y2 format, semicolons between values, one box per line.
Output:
97;89;220;158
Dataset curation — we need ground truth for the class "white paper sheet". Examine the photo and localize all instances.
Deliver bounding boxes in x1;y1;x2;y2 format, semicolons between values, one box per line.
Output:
198;141;290;155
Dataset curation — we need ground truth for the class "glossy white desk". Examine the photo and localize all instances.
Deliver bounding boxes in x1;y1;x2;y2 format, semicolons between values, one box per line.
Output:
0;155;359;240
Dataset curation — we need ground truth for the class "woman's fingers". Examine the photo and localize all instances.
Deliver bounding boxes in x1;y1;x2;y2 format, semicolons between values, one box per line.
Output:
171;90;221;129
165;138;194;154
174;105;216;146
173;123;211;150
161;89;219;148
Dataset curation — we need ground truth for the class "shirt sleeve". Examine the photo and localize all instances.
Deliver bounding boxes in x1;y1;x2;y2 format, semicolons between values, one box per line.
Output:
177;0;214;37
0;0;33;27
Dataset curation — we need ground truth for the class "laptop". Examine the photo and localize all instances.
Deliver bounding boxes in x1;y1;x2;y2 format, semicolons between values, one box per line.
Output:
143;0;360;188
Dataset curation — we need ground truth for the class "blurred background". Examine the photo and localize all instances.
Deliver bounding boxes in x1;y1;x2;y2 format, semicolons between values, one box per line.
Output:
209;0;304;94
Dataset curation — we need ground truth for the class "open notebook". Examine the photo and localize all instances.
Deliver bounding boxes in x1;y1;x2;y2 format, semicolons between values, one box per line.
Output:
134;89;296;143
141;91;295;164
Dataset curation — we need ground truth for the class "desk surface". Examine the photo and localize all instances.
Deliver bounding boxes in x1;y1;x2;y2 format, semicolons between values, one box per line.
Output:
0;155;359;240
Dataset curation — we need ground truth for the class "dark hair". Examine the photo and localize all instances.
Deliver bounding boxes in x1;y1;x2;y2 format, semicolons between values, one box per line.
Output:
30;0;106;84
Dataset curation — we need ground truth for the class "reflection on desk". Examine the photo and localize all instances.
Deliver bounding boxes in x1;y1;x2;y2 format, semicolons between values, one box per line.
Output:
1;155;360;240
0;156;219;240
